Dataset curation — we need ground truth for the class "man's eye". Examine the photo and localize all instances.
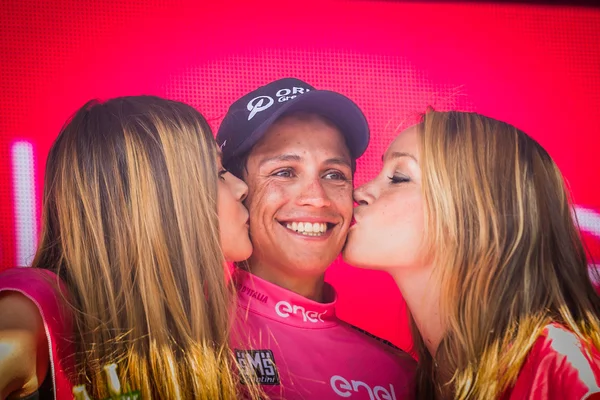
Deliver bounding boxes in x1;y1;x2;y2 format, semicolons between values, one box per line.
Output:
324;171;348;180
273;169;294;178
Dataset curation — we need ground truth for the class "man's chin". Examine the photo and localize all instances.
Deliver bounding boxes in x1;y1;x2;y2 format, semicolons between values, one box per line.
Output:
283;255;338;275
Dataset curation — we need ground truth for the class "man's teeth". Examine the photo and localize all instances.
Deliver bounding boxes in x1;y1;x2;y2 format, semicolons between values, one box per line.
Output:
285;222;328;236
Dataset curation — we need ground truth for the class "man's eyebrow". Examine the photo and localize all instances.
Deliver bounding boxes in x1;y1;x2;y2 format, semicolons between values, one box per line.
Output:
382;151;418;163
258;154;352;169
323;157;352;169
258;153;302;167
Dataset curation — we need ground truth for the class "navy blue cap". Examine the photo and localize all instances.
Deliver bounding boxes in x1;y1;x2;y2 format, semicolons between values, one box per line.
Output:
216;78;370;167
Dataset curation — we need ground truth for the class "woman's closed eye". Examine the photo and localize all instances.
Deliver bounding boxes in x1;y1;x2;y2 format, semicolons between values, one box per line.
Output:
388;174;410;184
219;168;228;180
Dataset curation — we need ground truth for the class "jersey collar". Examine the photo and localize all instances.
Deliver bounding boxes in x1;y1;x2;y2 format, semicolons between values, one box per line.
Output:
233;268;338;328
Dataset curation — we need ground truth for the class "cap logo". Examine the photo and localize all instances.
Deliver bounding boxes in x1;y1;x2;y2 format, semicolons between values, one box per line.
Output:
246;87;311;121
275;87;310;103
247;95;274;120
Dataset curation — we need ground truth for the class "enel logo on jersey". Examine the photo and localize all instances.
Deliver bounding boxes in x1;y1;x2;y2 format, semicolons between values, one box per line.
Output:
275;300;327;323
330;375;397;400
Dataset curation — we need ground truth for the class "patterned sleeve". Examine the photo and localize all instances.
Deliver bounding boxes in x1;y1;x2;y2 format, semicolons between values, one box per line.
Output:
509;325;600;400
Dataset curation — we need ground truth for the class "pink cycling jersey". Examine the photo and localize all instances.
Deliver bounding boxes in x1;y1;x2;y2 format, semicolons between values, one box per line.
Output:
231;268;416;400
0;267;74;400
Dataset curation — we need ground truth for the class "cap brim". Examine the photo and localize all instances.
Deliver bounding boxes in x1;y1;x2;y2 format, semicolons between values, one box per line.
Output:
234;90;370;160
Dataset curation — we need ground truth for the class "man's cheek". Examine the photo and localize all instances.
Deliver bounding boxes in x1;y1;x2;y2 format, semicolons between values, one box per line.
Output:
331;189;354;216
259;184;288;205
245;183;267;212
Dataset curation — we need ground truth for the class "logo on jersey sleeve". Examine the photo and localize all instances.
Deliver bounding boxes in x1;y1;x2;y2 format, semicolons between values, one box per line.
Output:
235;349;280;385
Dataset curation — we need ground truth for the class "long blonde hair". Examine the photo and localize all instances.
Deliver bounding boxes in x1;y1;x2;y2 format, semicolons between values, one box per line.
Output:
413;110;600;399
32;96;247;399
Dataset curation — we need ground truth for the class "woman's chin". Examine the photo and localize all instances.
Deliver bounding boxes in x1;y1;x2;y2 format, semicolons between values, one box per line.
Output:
341;248;372;269
221;228;253;263
224;245;253;264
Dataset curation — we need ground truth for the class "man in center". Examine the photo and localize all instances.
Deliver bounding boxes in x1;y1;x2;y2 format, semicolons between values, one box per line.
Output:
218;78;416;399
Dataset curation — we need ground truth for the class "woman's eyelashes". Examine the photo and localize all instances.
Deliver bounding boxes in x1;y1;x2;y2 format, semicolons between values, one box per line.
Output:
219;168;228;180
387;173;410;184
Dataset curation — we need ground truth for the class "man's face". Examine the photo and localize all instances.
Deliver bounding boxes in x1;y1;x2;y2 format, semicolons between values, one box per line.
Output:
243;113;354;277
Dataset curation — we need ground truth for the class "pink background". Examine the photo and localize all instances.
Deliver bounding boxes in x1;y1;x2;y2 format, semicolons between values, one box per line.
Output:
1;0;599;351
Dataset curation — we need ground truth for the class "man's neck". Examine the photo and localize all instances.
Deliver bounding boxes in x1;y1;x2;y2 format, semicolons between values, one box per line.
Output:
247;260;326;303
389;264;443;356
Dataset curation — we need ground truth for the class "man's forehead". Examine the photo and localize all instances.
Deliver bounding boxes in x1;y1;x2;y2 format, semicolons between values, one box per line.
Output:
252;147;351;168
250;139;352;167
253;117;349;154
